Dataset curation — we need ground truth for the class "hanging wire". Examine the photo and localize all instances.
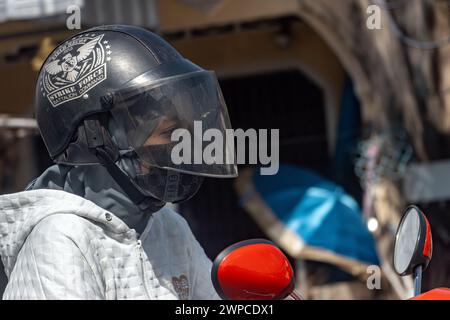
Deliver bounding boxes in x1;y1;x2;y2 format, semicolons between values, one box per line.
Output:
381;0;413;10
354;130;414;187
375;0;450;50
381;0;450;10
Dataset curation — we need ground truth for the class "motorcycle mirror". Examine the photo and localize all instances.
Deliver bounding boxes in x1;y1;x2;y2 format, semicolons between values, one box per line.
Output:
394;205;433;276
211;239;295;300
393;206;432;296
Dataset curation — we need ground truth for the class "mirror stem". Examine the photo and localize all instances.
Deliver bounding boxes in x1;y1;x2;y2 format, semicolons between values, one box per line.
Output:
413;265;422;296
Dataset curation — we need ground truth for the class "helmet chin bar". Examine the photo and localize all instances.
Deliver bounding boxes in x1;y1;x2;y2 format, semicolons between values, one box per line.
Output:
82;116;165;213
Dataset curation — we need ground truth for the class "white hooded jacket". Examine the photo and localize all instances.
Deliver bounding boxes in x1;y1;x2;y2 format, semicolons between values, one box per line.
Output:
0;189;219;300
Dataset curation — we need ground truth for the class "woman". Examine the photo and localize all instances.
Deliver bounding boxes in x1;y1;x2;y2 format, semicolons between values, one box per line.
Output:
0;25;237;300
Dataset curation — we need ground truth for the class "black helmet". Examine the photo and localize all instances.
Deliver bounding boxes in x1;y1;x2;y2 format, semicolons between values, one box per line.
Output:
35;25;237;209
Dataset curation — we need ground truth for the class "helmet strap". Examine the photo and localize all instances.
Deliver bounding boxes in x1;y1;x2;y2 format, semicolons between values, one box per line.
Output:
83;117;163;212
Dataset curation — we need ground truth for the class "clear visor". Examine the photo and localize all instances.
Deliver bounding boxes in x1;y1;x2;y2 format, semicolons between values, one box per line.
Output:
110;70;237;178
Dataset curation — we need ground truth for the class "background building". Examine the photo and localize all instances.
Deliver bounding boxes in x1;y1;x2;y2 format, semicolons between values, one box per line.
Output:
0;0;449;299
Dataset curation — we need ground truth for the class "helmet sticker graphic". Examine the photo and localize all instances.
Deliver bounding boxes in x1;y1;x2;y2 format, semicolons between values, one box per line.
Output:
40;33;111;107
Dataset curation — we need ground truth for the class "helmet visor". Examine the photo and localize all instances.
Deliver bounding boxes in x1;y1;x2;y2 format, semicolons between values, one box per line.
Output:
110;70;237;178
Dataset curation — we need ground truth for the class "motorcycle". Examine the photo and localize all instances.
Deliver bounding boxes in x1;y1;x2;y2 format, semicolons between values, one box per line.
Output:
211;205;450;300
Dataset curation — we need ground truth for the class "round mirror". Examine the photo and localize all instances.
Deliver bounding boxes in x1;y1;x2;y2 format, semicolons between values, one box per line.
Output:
393;206;432;276
211;239;294;300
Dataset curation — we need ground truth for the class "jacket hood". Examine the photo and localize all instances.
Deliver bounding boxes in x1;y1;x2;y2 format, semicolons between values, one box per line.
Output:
0;189;137;276
30;164;155;235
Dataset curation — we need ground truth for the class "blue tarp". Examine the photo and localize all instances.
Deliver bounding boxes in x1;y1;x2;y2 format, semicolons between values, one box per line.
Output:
251;164;379;265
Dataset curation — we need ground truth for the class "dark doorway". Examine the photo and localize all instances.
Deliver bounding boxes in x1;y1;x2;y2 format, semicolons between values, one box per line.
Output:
180;69;329;259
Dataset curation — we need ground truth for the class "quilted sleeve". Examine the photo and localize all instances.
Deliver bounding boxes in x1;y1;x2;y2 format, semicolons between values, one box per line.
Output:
188;235;221;300
2;214;105;300
172;215;220;300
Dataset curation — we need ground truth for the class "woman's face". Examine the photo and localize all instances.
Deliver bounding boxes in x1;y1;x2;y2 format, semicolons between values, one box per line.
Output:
139;116;180;174
144;117;178;146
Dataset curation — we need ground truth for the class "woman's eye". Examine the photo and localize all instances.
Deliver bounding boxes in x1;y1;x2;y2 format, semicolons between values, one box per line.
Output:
160;126;177;137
